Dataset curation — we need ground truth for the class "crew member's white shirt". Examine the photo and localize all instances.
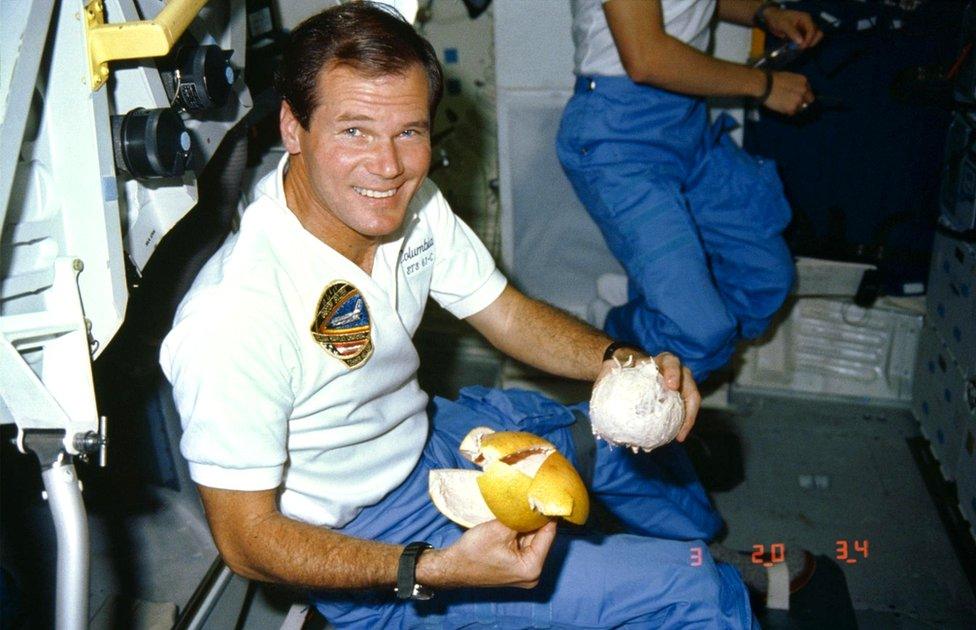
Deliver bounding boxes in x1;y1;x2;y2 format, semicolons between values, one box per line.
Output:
572;0;717;77
160;155;506;528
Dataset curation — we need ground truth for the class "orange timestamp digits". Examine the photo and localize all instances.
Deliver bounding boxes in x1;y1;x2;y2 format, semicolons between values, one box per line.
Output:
751;543;785;567
836;539;869;564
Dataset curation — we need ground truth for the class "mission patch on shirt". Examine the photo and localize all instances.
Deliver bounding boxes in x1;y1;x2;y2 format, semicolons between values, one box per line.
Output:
311;281;373;368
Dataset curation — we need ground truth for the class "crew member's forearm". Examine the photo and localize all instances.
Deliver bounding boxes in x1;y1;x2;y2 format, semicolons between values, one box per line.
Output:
629;35;767;98
716;0;764;27
466;286;613;382
498;297;610;381
199;484;547;592
207;501;402;588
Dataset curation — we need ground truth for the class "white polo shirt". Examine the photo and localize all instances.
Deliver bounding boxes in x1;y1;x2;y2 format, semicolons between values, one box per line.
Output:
160;155;507;528
572;0;717;77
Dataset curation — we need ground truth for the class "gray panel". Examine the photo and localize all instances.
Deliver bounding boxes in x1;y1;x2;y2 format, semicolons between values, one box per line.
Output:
499;92;623;319
494;1;623;323
713;395;976;625
494;0;576;90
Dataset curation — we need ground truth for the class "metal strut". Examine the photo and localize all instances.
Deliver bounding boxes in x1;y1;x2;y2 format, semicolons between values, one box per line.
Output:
23;429;103;630
43;456;90;630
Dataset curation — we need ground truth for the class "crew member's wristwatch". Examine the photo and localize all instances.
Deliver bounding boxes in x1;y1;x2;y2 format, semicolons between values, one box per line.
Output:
603;340;641;363
395;541;434;600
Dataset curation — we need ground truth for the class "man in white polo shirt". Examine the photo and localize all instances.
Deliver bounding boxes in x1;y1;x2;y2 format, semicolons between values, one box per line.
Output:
160;2;758;627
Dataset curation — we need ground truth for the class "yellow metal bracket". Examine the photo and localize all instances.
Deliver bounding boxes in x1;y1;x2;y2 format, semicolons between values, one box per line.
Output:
84;0;208;91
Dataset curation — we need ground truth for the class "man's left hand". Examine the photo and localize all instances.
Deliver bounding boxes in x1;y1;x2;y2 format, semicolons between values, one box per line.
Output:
764;8;824;50
598;350;701;442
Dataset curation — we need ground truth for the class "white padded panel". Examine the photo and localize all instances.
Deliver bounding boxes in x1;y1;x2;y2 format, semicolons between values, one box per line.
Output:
496;91;623;322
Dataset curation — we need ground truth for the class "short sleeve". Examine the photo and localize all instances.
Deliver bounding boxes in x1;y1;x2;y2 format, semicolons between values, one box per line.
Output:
424;184;507;318
160;291;298;491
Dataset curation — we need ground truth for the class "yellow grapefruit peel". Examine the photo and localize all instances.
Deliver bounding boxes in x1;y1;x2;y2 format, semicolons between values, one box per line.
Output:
429;427;590;533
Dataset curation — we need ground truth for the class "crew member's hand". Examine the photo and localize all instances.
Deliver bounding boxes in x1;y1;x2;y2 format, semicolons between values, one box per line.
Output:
418;520;557;589
763;8;824;49
597;350;700;442
764;71;815;116
653;351;700;442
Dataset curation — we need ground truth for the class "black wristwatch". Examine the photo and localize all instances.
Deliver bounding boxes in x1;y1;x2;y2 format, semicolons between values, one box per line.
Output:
395;541;434;601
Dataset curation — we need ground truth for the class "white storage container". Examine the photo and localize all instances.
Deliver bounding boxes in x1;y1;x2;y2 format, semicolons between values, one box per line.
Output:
734;297;923;403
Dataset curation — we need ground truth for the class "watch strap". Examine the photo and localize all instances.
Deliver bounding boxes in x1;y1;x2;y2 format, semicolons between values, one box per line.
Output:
396;541;433;600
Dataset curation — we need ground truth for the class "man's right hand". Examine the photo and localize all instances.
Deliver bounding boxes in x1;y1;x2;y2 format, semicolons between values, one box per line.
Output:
763;71;815;116
416;520;557;589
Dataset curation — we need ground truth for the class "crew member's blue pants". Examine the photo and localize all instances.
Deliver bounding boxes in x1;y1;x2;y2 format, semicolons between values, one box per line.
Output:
312;387;757;628
556;76;795;381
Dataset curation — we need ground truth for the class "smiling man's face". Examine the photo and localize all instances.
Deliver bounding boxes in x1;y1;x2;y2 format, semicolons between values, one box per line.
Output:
281;61;432;253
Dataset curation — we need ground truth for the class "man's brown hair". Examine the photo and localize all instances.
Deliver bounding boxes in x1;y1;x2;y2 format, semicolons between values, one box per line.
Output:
274;1;444;130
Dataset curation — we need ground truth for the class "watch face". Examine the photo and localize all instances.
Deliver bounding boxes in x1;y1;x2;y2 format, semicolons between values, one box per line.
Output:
412;584;435;601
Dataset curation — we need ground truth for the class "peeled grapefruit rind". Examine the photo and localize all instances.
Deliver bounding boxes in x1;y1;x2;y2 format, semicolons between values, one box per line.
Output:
429;427;590;533
478;460;550;532
528;451;588;524
474;431;551;462
428;469;495;529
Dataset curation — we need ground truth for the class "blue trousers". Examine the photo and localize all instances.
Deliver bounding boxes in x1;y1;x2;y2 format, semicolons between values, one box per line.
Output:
556;76;795;381
312;387;757;629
